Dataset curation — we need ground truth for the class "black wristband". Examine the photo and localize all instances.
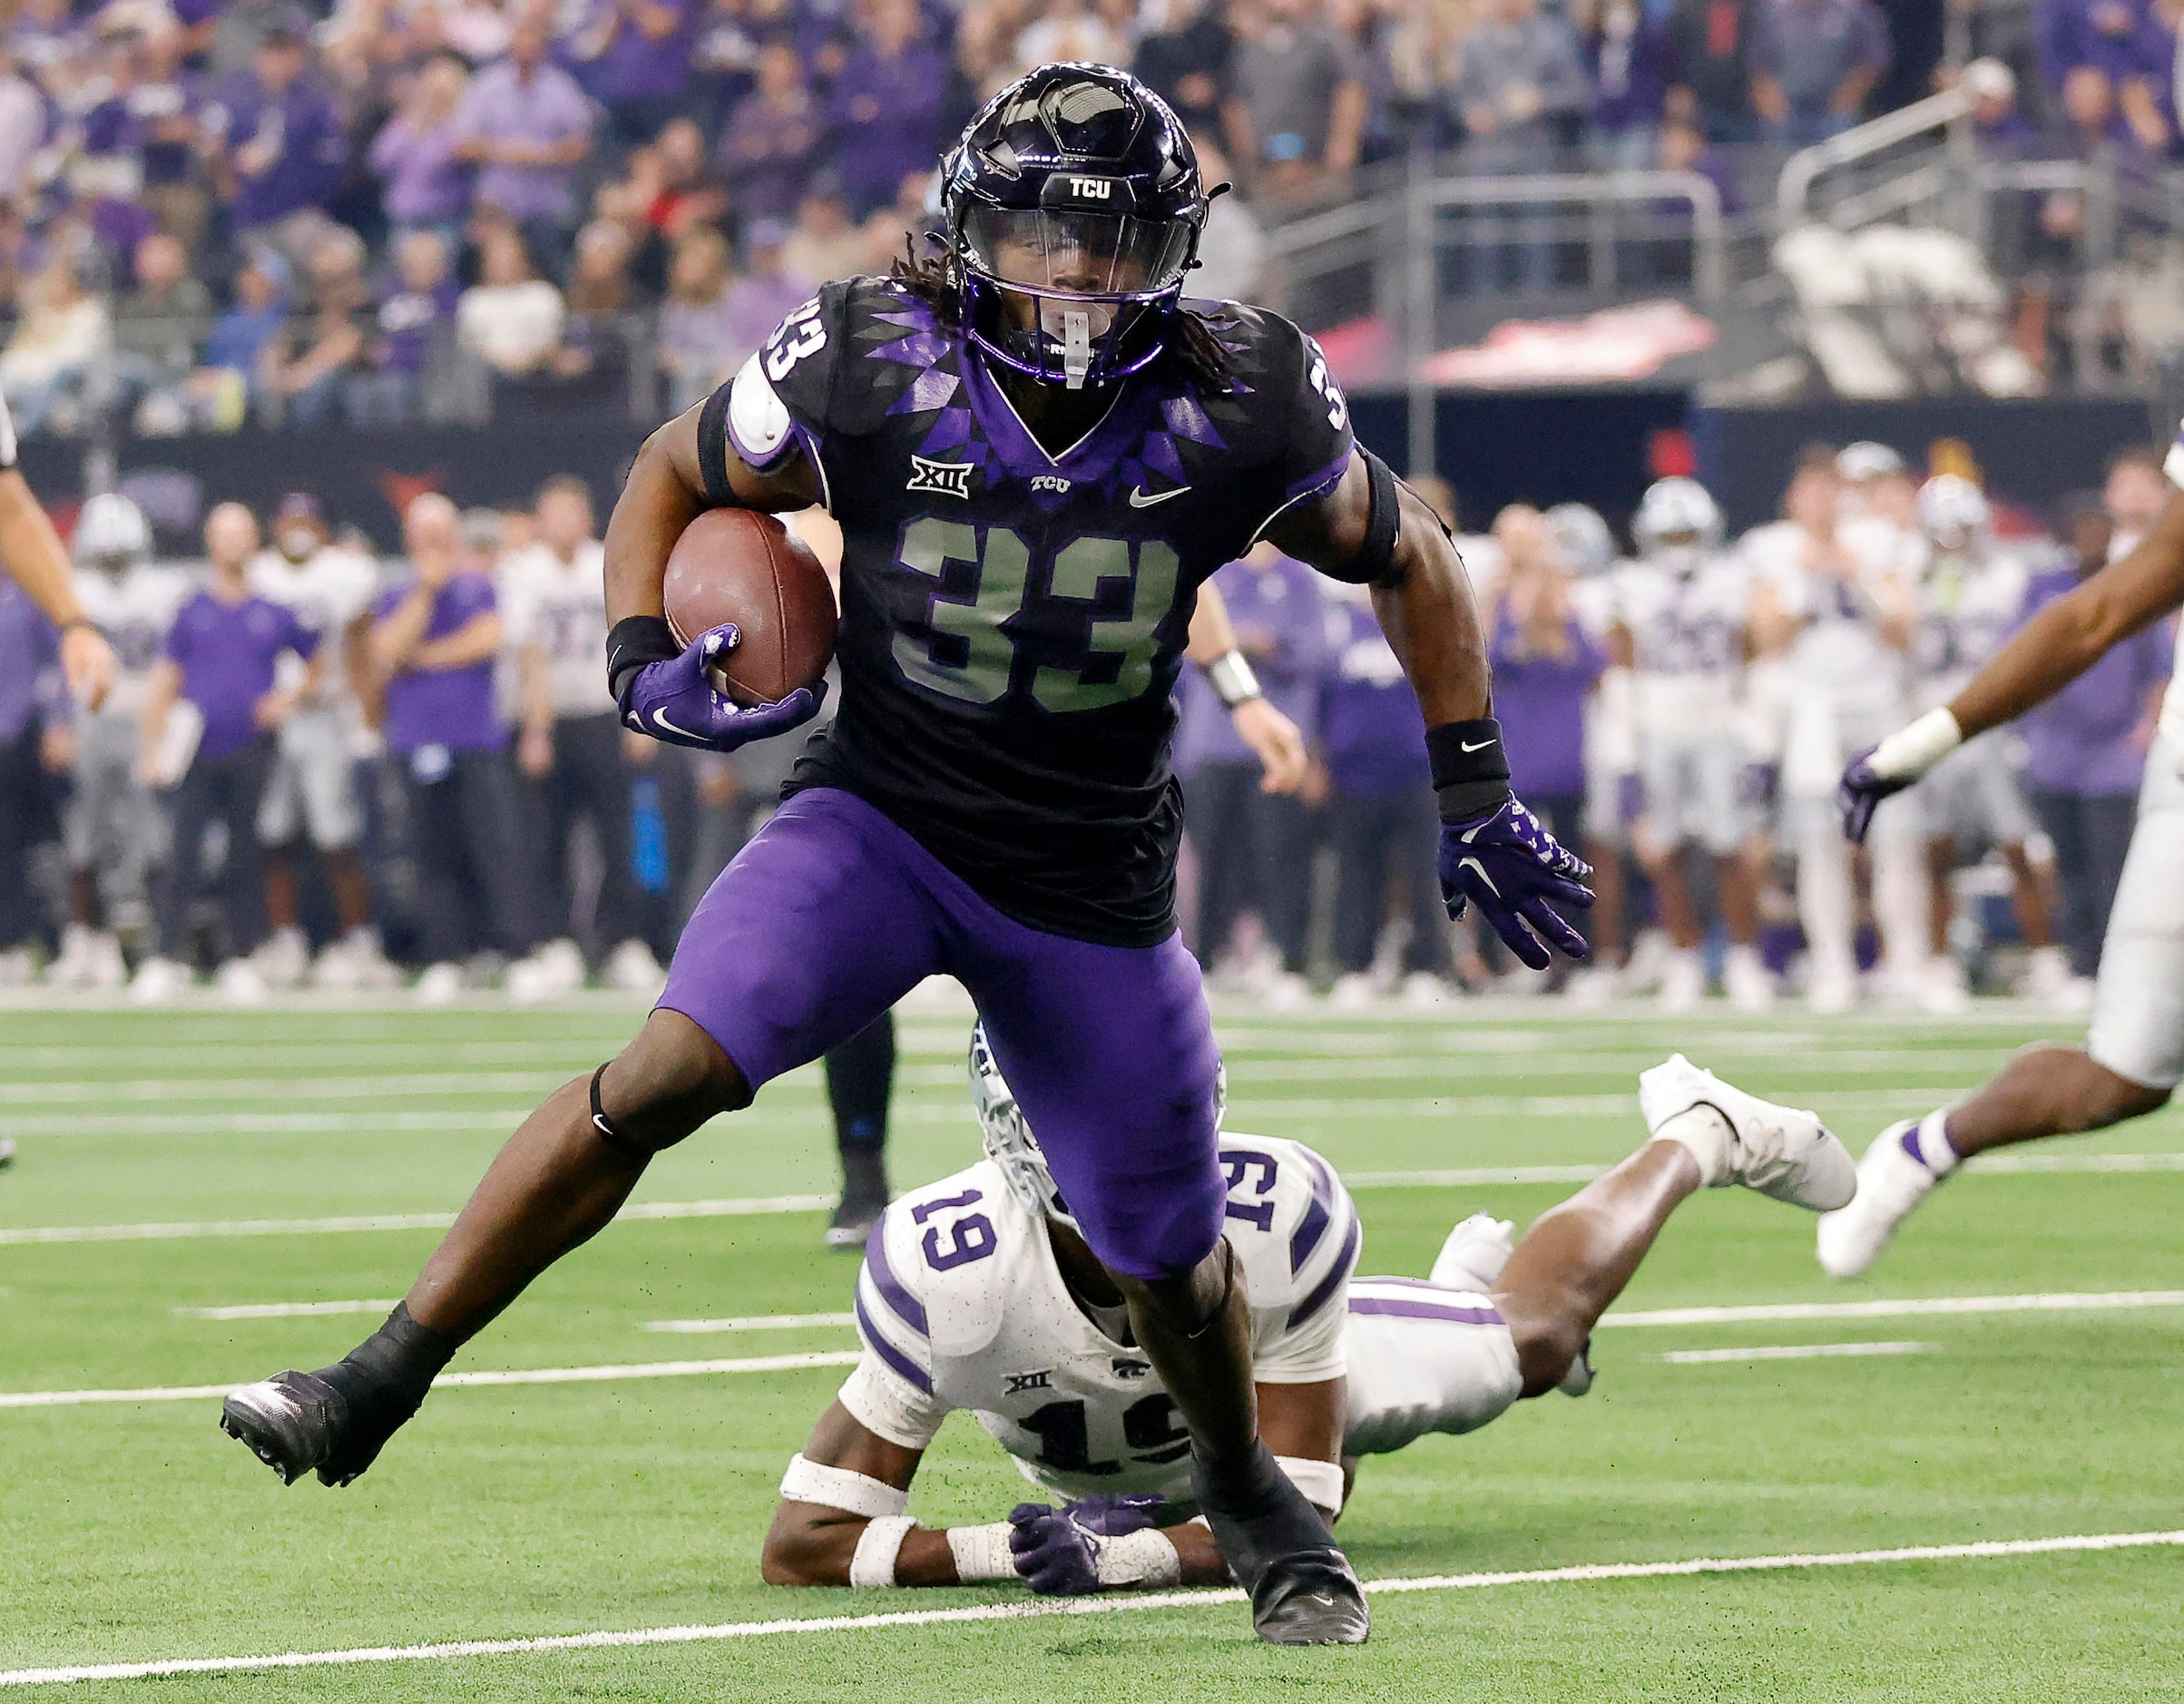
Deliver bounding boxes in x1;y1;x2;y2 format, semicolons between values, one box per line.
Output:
1426;718;1513;823
607;615;681;711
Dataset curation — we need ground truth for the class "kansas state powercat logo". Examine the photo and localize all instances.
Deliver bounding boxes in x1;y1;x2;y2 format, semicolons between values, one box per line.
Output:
907;455;977;499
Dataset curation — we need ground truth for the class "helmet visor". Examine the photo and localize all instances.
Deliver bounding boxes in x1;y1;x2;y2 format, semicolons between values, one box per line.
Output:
960;205;1194;299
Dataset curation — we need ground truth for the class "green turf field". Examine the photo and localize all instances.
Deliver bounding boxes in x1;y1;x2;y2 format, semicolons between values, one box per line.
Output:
3;996;2181;1700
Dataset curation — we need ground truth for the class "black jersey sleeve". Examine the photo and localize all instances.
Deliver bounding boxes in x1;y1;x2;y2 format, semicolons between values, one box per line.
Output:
716;279;855;491
1204;306;1355;541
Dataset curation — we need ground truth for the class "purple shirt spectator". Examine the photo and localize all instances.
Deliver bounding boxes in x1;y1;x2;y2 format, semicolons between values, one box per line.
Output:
376;573;502;754
717;74;825;225
370;113;471;228
2017;565;2173;795
1488;602;1605;798
454;55;595;224
377;275;459;376
162;591;315;761
1177;553;1329;771
209;68;347;229
828;31;949;219
1587;5;1673;133
571;0;700;106
2036;0;2153;92
720;266;812;371
0;577;57;741
1319;596;1428;798
1750;0;1890;123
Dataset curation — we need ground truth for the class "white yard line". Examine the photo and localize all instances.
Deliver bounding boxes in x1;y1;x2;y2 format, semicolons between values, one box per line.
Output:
3;1528;2177;1687
1348;1151;2184;1190
1658;1340;1932;1364
642;1313;858;1334
1601;1289;2184;1328
0;1194;833;1247
0;1351;863;1410
175;1300;399;1321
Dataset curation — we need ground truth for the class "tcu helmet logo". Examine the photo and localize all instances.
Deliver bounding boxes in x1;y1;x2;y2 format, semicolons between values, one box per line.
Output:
906;455;978;499
1070;177;1112;200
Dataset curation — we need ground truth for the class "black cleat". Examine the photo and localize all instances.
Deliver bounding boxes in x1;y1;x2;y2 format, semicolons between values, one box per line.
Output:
824;1192;888;1250
1249;1548;1371;1646
220;1370;351;1486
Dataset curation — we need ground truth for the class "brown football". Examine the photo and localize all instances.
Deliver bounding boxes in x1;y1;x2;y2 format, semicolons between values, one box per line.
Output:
661;508;837;705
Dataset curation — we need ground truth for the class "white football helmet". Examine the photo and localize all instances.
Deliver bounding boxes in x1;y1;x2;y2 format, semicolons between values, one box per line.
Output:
1632;476;1722;573
1545;502;1615;578
1916;474;1990;554
75;492;151;574
968;1021;1224;1229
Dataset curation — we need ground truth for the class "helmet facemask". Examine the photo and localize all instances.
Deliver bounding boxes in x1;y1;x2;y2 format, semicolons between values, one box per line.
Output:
968;1022;1077;1228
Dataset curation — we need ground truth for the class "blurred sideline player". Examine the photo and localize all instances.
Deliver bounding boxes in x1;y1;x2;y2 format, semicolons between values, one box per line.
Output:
48;494;188;987
1828;424;2184;1274
759;1033;1851;1593
219;68;1594;1648
1747;447;1922;1012
1559;502;1640;1004
503;476;667;1002
132;504;323;1003
249;494;389;991
1607;477;1771;1012
1904;476;2063;1008
0;388;113;708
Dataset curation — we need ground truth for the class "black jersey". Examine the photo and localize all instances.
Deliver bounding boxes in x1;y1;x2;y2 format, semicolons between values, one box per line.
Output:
713;278;1354;945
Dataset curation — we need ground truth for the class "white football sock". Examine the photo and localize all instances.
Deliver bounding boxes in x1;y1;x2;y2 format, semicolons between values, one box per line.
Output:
1653;1104;1735;1187
1796;821;1855;983
1902;1108;1961;1176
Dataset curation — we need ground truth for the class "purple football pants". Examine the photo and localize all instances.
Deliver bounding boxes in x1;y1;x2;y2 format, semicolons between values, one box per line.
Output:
658;787;1225;1280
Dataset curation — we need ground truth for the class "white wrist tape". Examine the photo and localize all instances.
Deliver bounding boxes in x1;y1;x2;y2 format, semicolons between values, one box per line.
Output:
945;1523;1017;1583
1276;1454;1347;1516
1204;649;1261;708
849;1514;916;1587
779;1454;910;1520
1093;1526;1183;1588
1866;707;1962;781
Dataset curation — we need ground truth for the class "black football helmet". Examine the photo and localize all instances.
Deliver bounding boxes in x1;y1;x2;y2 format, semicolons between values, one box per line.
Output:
940;63;1208;390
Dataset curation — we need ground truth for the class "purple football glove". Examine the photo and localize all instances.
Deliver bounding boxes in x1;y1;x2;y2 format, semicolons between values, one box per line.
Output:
620;622;825;753
1006;1494;1161;1596
1440;795;1594;970
1838;747;1915;845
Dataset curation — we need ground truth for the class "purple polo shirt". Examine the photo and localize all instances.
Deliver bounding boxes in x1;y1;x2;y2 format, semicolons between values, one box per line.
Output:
2036;0;2154;89
162;590;316;761
1588;11;1672;132
454;59;595;223
211;71;347;228
1319;598;1429;798
1175;555;1330;772
370;114;472;226
375;573;502;755
827;40;949;211
1489;604;1605;797
87;74;203;186
2016;565;2174;796
717;86;825;222
574;0;699;103
0;577;56;741
376;277;458;375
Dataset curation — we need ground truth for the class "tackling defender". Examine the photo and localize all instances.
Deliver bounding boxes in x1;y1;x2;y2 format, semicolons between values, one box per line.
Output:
1828;427;2184;1274
217;67;1591;1647
760;1034;1853;1593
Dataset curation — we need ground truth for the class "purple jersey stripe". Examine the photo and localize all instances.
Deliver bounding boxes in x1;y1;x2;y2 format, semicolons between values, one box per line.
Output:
1348;1296;1504;1327
1289;1149;1337;1274
855;1289;934;1394
862;1218;929;1338
1287;1211;1361;1330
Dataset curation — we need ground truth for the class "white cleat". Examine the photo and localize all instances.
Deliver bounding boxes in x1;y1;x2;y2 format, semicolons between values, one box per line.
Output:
1327;971;1379;1012
414;961;465;1005
1723;945;1776;1013
1658;949;1707;1013
253;926;310;990
508;937;585;1004
1399;970;1454;1008
1429;1212;1515;1290
129;956;191;1004
602;937;666;995
216;958;269;1005
1817;1120;1943;1278
1638;1053;1856;1210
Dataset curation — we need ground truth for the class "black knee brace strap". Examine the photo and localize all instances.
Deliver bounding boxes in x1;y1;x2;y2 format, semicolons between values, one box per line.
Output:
589;1063;651;1162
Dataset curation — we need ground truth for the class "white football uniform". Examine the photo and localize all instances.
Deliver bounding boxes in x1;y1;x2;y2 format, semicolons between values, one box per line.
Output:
1570;572;1633;847
839;1136;1523;1507
1909;543;2035;847
1607;553;1754;856
498;541;614;721
2078;434;2184;1090
67;562;191;907
249;545;378;849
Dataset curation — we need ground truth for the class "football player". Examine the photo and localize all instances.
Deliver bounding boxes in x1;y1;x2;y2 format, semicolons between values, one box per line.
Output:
248;495;387;990
759;1031;1851;1594
1902;476;2063;1008
0;389;113;709
1608;477;1771;1011
219;68;1591;1647
1827;425;2184;1274
47;494;190;987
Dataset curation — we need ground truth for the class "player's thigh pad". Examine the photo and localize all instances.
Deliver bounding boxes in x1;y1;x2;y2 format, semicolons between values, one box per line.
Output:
655;788;948;1092
965;926;1224;1284
2087;741;2184;1092
1340;1283;1524;1455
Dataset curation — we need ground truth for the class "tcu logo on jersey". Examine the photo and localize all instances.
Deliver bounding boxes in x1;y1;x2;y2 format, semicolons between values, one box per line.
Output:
1030;475;1072;494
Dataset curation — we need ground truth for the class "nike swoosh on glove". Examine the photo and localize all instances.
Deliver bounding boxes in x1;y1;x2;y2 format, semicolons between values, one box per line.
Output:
620;622;825;752
1838;747;1915;844
1007;1494;1161;1596
1439;795;1595;970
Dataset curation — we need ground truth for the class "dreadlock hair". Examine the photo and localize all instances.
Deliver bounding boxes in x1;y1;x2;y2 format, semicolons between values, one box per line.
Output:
888;231;1232;391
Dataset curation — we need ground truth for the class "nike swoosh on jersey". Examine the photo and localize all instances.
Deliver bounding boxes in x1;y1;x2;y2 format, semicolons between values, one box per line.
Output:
1127;485;1190;507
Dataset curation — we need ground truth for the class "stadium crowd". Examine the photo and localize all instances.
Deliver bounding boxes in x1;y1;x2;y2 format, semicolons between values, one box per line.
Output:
0;0;2174;436
0;434;2170;1012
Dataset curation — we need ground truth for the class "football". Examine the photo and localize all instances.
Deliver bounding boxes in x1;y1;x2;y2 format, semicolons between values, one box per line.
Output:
661;507;837;704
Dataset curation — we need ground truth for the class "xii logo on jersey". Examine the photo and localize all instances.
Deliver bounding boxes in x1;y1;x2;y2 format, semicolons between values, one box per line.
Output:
1004;1370;1053;1394
907;455;978;500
